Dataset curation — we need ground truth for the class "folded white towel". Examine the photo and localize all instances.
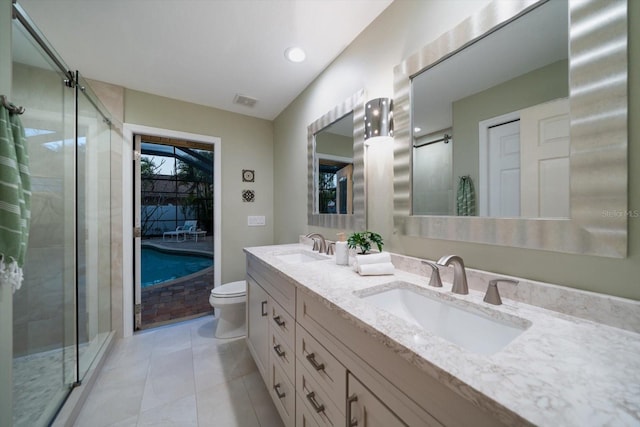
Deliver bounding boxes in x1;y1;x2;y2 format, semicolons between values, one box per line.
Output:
358;262;395;276
355;252;391;266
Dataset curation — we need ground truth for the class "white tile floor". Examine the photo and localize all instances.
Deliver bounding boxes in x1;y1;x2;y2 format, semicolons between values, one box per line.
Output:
73;316;284;427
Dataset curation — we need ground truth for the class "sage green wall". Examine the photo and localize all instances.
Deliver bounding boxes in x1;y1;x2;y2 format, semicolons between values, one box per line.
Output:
0;0;13;423
274;0;640;301
316;132;353;157
124;89;274;283
452;59;568;197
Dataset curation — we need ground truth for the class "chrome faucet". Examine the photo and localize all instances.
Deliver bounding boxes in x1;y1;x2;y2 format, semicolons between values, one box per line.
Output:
484;278;518;305
305;233;327;254
436;255;468;294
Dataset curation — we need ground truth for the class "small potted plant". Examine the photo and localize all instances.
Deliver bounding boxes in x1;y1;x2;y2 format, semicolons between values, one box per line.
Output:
347;231;384;255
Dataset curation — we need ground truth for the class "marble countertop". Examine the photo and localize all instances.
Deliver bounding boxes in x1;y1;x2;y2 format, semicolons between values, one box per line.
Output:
244;243;640;426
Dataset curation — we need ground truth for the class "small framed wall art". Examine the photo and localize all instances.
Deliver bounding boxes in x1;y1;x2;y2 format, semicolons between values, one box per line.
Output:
242;189;255;202
242;169;255;182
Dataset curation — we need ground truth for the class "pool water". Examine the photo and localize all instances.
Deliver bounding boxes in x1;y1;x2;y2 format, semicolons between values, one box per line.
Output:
142;247;213;287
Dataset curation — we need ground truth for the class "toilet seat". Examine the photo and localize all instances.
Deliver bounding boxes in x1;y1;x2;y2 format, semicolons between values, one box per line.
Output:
211;280;246;298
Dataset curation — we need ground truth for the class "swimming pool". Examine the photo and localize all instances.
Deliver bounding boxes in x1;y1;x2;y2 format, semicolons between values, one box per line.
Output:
141;247;213;287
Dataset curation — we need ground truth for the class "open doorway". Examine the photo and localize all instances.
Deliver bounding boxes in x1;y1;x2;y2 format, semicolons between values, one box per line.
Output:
134;134;215;329
122;123;222;337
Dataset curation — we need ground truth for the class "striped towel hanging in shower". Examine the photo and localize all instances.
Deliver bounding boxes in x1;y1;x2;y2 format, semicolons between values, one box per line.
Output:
0;97;31;293
456;175;475;216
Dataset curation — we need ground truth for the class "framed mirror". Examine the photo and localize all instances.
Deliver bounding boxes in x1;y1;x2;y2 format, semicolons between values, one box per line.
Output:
393;0;627;257
308;89;366;230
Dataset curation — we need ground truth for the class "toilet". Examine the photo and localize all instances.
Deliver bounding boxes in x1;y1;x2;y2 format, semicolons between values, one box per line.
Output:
209;280;247;339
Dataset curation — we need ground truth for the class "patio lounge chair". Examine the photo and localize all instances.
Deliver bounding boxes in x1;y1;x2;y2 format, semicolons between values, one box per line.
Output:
163;220;198;242
187;228;207;242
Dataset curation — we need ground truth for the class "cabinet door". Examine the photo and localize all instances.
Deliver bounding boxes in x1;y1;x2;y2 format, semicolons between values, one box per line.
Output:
347;374;406;427
246;276;269;379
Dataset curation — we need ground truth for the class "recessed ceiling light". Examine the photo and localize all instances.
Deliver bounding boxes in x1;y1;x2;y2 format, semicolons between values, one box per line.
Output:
285;47;306;63
414;127;422;133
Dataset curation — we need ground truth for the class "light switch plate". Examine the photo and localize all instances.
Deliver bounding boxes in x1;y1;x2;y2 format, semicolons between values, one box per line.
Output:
248;216;266;226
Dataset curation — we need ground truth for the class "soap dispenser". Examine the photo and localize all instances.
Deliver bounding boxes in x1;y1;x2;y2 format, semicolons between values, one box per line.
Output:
335;232;349;266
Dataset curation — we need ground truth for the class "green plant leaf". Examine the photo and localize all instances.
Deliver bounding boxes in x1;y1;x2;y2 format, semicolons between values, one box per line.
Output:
347;231;384;254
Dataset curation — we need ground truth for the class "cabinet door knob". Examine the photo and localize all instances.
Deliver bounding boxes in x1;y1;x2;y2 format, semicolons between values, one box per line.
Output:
306;391;326;413
306;353;325;371
273;383;286;399
273;344;286;358
261;301;267;316
273;315;286;327
347;394;359;426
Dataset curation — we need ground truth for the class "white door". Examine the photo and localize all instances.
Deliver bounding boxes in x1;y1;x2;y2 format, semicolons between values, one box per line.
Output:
488;120;521;217
520;98;570;218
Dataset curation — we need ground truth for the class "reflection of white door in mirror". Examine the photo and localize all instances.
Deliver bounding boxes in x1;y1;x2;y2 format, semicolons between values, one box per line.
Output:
479;112;520;217
520;98;570;218
488;120;521;217
478;98;569;219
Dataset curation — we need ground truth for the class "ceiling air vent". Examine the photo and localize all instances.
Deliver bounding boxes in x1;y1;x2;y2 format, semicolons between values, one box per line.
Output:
234;94;258;107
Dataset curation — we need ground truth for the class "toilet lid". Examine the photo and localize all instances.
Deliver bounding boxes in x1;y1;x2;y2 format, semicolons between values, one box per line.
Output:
211;280;246;298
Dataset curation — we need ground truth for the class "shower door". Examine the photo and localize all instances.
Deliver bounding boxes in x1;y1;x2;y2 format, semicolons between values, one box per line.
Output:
11;6;113;426
11;18;78;427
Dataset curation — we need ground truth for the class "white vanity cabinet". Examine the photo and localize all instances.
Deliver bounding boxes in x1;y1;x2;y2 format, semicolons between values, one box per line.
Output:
297;291;444;427
246;252;505;427
246;275;269;378
246;256;297;427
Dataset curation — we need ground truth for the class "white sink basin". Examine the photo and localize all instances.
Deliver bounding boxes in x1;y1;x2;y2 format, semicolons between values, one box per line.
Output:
359;283;529;355
275;250;330;264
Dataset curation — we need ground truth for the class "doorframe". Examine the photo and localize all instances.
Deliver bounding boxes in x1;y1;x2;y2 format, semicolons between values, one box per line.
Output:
478;111;520;216
122;123;222;337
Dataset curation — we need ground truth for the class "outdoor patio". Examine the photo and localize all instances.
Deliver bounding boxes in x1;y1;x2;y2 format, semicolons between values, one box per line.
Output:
143;235;214;253
140;236;214;329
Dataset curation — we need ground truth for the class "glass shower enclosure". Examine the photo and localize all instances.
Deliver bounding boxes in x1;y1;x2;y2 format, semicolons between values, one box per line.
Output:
11;4;113;426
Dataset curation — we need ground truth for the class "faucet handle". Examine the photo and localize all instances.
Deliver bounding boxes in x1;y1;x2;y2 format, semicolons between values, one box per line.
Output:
422;261;443;288
326;242;335;255
483;278;518;305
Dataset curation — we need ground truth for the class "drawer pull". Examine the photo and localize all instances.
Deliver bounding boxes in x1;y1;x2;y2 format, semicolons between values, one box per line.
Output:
273;383;286;399
306;391;325;414
273;344;286;358
306;353;325;371
261;301;267;316
273;315;286;327
347;394;358;426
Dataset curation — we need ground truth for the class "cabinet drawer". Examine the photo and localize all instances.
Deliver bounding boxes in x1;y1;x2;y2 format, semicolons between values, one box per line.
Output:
270;298;295;350
296;394;321;427
247;255;296;315
270;361;295;427
296;324;346;412
270;328;294;383
296;362;344;427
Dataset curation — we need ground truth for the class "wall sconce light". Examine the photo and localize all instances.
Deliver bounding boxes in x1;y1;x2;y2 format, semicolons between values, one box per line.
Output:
364;98;393;143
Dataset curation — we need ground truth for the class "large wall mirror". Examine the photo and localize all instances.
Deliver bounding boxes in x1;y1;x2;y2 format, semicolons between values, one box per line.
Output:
393;0;627;257
308;89;366;230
